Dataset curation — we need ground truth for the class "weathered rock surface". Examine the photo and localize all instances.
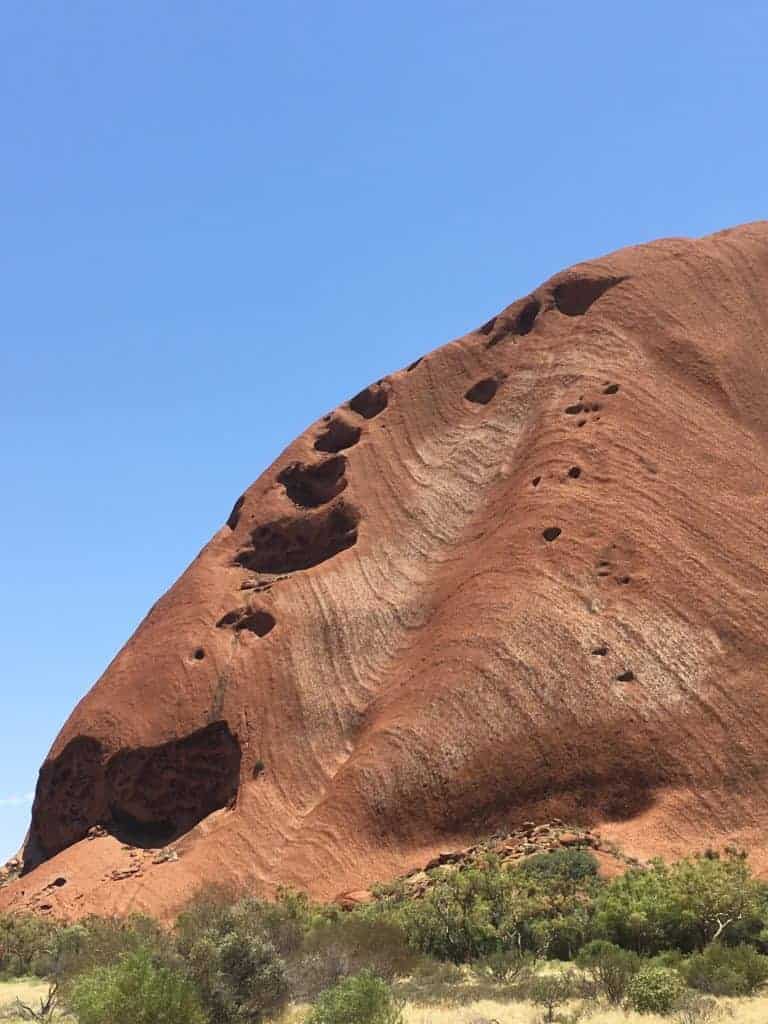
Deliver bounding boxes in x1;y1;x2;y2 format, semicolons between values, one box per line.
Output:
5;222;768;920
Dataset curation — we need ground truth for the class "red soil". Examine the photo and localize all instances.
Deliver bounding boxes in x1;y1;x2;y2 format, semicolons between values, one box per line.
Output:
5;222;768;920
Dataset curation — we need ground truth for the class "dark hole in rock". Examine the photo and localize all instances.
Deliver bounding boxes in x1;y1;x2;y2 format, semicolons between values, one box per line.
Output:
617;670;635;682
193;648;205;661
532;476;541;487
565;403;584;415
227;494;245;530
234;502;360;574
464;378;500;405
592;646;609;656
406;357;423;371
514;299;541;335
577;419;587;427
217;611;240;627
603;383;620;395
253;760;265;778
542;527;562;542
51;877;67;888
25;723;242;869
617;575;631;585
24;736;105;872
314;417;361;453
568;466;581;478
278;456;347;508
237;610;275;637
485;298;541;347
349;383;388;419
105;721;241;849
553;276;626;316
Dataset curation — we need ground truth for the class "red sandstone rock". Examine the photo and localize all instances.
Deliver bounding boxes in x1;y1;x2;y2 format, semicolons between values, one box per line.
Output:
4;222;768;920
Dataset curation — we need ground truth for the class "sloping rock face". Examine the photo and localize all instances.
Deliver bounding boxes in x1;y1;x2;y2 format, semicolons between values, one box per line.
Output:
5;222;768;920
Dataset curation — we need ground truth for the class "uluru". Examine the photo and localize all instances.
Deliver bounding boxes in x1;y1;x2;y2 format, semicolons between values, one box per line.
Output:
4;221;768;921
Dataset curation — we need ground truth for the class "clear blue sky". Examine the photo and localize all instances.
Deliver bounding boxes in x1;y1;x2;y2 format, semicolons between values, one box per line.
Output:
1;1;766;864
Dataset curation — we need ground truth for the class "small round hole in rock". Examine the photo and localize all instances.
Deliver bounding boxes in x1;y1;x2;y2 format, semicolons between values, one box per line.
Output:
567;466;581;479
252;760;265;778
51;877;67;887
617;670;635;682
193;648;205;661
465;378;500;404
565;403;584;415
603;383;620;395
532;476;541;487
577;419;587;427
542;527;562;542
591;646;608;656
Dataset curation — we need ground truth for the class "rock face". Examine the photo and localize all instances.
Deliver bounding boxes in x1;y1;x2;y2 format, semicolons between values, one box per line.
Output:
5;222;768;920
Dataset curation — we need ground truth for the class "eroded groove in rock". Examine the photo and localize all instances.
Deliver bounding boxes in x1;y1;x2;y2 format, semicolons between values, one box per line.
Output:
278;456;347;508
553;275;626;316
234;501;360;573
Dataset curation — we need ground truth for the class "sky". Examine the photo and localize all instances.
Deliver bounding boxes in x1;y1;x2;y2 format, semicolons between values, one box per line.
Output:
1;0;767;864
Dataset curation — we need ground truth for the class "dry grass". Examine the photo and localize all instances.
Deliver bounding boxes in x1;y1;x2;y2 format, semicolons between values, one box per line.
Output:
0;978;71;1022
279;994;767;1023
4;976;767;1023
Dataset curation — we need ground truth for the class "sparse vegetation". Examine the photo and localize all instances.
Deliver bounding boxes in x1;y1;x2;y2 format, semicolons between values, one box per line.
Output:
5;845;768;1022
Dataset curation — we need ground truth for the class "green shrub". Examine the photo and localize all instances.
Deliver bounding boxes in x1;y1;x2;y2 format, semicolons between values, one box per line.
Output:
306;969;404;1024
520;848;599;882
625;964;684;1014
67;948;205;1024
682;942;768;995
576;939;640;1004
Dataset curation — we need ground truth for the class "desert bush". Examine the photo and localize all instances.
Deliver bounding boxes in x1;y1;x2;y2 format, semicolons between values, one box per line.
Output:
625;964;684;1014
66;947;205;1024
289;914;416;999
673;991;732;1024
47;914;172;983
576;939;639;1004
520;849;599;882
681;941;768;995
185;928;287;1024
591;853;764;954
528;969;577;1023
0;913;61;978
475;947;539;986
306;969;404;1024
390;855;591;963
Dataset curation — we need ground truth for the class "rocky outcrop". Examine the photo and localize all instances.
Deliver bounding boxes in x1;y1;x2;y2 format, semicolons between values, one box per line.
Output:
4;222;768;920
